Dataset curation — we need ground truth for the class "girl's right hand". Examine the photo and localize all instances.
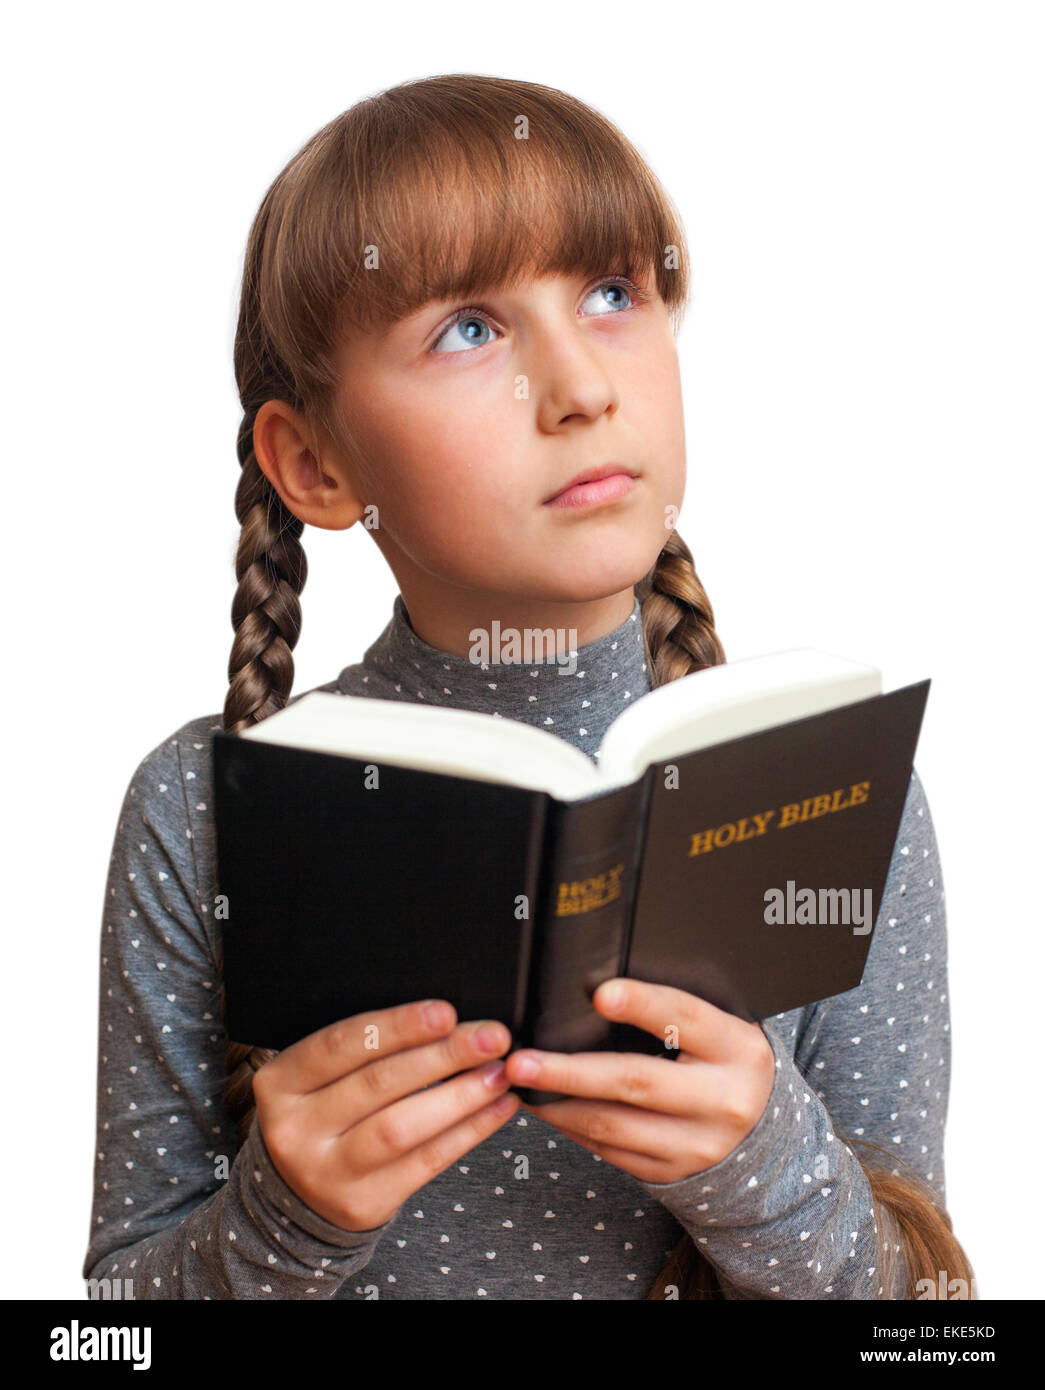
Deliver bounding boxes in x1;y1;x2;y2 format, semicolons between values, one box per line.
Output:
251;998;519;1232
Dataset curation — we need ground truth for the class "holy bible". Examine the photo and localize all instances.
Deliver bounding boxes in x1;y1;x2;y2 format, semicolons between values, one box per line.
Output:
212;649;929;1105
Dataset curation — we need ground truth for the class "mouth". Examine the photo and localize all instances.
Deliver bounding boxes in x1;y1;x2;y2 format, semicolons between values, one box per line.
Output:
543;465;640;510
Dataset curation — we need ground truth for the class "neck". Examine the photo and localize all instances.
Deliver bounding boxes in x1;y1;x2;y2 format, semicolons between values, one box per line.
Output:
342;587;651;763
393;585;638;662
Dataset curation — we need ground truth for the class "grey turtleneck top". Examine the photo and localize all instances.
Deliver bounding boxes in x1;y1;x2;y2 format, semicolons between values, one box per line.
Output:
83;593;952;1299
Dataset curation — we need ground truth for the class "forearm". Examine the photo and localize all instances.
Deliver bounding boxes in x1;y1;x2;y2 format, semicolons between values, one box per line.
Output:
643;1024;889;1300
85;1118;392;1300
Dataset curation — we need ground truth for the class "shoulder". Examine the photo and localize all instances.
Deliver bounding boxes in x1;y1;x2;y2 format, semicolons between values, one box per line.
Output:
850;761;949;1016
114;713;226;933
309;662;410;703
120;710;225;831
122;676;345;808
881;764;945;920
98;711;228;971
119;677;355;831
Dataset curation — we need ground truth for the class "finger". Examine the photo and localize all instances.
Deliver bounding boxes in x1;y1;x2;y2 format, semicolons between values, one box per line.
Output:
592;978;756;1063
534;1119;687;1185
262;999;460;1096
355;1088;521;1203
505;1047;710;1116
520;1097;692;1163
342;1054;516;1170
312;1019;513;1133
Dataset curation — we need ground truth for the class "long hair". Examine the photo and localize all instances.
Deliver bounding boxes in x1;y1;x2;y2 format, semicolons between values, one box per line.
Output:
218;73;971;1300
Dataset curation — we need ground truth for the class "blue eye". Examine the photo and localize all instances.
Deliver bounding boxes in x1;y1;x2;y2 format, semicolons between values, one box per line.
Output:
429;277;643;355
431;316;498;354
583;281;634;315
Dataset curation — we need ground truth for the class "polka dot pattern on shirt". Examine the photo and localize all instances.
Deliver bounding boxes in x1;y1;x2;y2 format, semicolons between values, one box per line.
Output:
83;596;951;1299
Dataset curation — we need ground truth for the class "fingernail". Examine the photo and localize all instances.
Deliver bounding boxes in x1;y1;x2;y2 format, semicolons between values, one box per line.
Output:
481;1060;506;1087
513;1053;541;1081
423;1001;451;1029
476;1022;505;1053
599;981;625;1012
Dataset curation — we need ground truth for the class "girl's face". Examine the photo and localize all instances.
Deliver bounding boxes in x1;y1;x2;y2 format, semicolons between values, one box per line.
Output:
265;266;687;648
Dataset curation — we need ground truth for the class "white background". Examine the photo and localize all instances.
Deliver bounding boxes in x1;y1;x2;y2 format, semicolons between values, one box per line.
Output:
4;0;1041;1300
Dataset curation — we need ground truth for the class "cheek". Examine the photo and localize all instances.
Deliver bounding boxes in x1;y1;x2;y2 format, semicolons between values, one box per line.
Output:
387;409;510;514
631;354;686;482
646;350;685;433
346;383;522;555
346;385;475;498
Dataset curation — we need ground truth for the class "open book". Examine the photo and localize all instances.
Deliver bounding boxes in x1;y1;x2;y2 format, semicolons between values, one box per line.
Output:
213;650;929;1104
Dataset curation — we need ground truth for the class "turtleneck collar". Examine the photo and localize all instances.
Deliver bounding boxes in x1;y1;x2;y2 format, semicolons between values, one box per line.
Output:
337;592;652;761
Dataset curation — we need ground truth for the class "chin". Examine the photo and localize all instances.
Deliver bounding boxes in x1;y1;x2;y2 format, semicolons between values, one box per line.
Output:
530;566;652;606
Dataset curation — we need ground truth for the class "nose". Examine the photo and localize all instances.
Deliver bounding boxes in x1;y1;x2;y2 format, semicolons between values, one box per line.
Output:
530;323;620;432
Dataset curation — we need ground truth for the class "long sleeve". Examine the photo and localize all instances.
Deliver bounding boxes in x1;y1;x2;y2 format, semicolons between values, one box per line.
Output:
82;721;397;1299
639;766;950;1299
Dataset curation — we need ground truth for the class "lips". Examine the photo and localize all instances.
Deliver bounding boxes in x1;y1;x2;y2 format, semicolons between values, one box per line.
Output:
544;465;638;505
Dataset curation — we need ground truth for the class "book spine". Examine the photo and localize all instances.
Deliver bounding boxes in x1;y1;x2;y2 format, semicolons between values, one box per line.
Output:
618;764;655;979
520;772;653;1073
608;765;665;1059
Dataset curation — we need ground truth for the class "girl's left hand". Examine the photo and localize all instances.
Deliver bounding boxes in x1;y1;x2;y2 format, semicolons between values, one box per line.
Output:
503;979;777;1184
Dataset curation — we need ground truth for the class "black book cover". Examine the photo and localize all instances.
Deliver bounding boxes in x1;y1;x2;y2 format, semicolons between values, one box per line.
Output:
214;743;548;1051
213;678;929;1105
625;680;930;1022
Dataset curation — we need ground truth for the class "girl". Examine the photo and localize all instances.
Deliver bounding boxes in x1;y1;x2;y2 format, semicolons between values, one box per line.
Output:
84;73;973;1300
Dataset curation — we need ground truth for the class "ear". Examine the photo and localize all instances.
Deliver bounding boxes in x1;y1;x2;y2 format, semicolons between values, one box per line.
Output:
252;400;366;531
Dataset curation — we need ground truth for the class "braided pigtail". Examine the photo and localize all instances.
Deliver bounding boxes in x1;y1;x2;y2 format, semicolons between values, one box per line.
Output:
223;418;308;733
637;527;726;688
220;413;309;1138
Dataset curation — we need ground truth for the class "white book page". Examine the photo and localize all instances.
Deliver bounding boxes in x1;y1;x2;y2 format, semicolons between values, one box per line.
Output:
238;650;883;802
239;691;602;799
596;649;883;789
